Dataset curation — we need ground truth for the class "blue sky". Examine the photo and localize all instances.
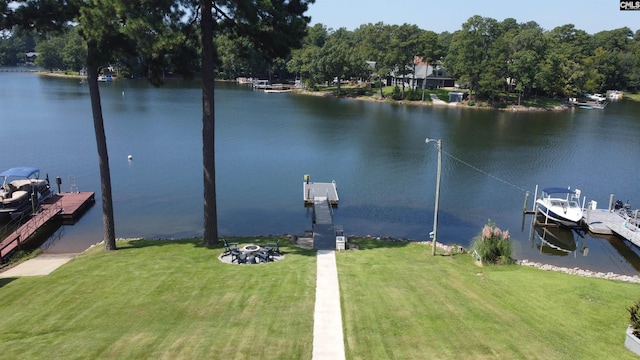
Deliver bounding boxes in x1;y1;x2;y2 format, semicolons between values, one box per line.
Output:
307;0;638;34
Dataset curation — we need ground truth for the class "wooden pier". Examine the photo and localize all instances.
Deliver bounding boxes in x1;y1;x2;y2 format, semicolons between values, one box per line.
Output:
0;192;95;260
583;208;640;247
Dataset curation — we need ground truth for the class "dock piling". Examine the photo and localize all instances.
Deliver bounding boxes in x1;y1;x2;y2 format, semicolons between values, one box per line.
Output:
609;194;614;212
522;191;529;214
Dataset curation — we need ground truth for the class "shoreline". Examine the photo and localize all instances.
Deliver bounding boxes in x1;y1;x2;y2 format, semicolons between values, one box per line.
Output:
99;236;640;283
293;88;569;112
26;71;630;112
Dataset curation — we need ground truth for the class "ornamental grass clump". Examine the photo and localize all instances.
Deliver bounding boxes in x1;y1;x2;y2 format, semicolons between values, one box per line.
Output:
629;299;640;337
471;220;513;265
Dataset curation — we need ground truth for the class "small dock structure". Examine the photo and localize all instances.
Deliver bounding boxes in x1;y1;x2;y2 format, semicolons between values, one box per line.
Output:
583;208;640;247
0;192;94;260
303;175;338;206
302;175;343;250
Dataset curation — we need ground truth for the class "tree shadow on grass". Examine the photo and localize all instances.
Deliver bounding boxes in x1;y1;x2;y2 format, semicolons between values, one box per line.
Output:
115;237;205;251
0;278;17;288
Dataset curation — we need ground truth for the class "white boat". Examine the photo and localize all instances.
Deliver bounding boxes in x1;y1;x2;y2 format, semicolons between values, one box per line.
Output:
0;167;52;222
587;93;606;102
608;90;623;100
97;74;113;82
264;89;291;93
535;187;583;227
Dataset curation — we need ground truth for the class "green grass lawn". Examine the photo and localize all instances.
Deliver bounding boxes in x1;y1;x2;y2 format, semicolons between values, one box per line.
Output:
0;237;637;359
339;239;639;359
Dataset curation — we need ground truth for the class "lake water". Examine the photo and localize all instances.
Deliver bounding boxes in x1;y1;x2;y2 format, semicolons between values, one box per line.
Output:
2;70;640;275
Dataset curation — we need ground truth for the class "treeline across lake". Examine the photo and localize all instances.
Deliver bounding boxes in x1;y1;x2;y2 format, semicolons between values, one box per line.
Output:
2;15;639;103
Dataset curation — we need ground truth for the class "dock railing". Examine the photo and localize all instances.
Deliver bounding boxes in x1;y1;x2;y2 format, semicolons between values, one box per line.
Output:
0;201;62;260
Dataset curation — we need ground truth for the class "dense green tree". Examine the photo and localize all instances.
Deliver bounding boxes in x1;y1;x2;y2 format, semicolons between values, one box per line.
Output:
627;41;640;91
310;27;364;95
445;16;498;98
386;23;423;99
508;24;545;102
591;27;633;90
476;18;512;103
419;30;443;100
216;33;267;79
34;32;65;70
62;27;85;72
352;22;393;97
0;27;36;65
287;23;327;87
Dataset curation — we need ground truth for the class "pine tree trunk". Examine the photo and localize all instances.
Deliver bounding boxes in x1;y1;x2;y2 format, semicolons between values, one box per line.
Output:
201;0;218;246
86;42;116;251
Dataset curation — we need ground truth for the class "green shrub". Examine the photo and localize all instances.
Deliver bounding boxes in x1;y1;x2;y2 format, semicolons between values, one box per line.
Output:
405;89;423;101
471;220;512;265
391;85;402;100
629;299;640;336
468;100;475;106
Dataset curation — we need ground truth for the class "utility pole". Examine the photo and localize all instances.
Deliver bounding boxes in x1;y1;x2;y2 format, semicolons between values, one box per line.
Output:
426;138;442;256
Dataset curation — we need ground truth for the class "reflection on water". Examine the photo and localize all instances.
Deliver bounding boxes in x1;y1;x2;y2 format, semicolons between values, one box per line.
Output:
1;73;640;275
534;225;579;256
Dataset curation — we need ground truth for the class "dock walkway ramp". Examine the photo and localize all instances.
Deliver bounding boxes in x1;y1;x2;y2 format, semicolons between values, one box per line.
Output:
312;197;336;250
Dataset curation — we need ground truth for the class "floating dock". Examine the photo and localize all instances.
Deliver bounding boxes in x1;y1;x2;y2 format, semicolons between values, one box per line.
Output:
583;208;640;248
0;192;95;260
303;177;339;206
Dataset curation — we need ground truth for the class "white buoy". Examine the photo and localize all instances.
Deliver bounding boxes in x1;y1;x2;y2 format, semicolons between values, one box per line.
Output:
122;91;125;96
127;155;133;160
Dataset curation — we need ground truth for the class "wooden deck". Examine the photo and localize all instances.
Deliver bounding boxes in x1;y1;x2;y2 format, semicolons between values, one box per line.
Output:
0;192;95;260
43;192;95;223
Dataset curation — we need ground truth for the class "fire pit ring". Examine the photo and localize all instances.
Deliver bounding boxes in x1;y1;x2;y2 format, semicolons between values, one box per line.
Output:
242;244;261;253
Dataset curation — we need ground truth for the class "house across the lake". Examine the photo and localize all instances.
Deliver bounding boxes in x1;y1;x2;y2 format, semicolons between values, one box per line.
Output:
387;57;455;89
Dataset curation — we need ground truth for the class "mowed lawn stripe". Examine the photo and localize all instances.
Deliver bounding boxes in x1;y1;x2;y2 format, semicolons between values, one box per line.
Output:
0;238;316;360
337;238;639;360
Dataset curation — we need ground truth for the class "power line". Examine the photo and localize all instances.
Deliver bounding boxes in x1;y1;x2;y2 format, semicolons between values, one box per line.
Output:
440;149;528;193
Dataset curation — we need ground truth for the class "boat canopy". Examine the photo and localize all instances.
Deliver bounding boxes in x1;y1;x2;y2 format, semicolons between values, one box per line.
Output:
0;167;40;178
542;187;576;195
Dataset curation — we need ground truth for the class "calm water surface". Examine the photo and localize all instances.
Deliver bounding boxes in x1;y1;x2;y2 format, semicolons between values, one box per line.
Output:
2;71;640;275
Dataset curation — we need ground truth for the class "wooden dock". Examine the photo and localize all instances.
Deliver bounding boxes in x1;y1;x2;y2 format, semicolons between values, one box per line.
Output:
0;192;95;260
303;180;339;206
583;208;640;247
43;192;95;223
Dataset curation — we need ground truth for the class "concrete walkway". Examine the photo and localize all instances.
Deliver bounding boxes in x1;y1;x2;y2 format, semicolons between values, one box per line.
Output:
0;253;77;278
312;250;345;360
